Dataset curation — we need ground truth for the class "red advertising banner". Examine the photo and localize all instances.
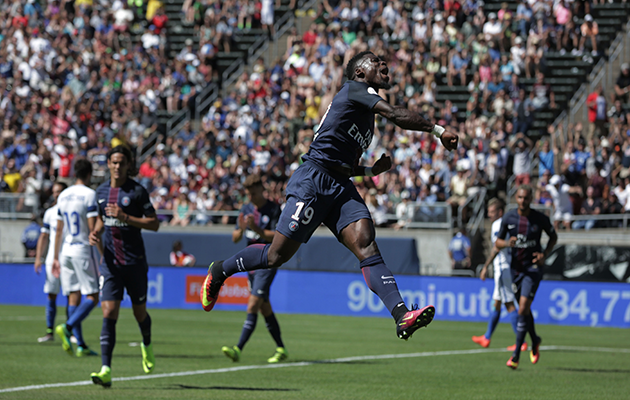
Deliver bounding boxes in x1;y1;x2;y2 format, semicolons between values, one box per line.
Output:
186;275;249;305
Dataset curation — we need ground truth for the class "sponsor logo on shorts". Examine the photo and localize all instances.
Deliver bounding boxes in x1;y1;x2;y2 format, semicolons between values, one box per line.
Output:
289;221;299;232
122;196;131;206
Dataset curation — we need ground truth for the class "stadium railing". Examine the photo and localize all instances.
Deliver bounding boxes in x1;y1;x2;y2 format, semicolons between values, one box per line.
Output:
0;193;39;219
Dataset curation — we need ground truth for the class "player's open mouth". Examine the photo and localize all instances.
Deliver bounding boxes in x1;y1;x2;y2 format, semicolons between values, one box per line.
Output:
380;67;389;81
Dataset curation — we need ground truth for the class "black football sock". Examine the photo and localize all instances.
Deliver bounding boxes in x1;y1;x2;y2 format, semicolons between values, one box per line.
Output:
513;314;528;361
100;318;117;367
223;244;270;276
138;313;152;346
527;313;539;346
360;255;407;321
265;313;284;348
237;313;258;350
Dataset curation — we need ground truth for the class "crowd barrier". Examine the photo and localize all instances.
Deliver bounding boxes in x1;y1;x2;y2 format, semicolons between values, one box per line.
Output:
2;264;628;328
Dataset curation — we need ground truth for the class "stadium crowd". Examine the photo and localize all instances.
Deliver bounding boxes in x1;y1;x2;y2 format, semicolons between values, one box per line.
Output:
2;0;630;231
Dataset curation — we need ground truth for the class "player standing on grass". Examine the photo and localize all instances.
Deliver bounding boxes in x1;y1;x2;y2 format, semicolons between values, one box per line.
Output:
496;185;557;369
53;159;100;357
222;174;287;364
472;198;527;352
201;51;459;340
34;181;67;343
89;146;159;387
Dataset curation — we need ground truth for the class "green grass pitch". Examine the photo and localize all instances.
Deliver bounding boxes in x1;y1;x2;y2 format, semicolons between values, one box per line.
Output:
0;305;628;400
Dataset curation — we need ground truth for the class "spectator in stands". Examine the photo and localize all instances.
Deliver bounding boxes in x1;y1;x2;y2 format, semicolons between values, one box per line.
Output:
515;0;533;37
547;174;578;231
447;163;469;222
3;158;21;193
509;132;534;186
170;190;193;226
538;139;555;177
579;14;599;56
261;0;275;38
603;190;624;227
586;85;607;139
169;240;196;267
614;63;630;103
448;227;471;272
21;214;41;258
572;186;601;230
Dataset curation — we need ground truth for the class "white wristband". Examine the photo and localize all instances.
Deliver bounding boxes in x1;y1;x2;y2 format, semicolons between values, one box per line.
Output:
365;167;375;177
432;124;445;138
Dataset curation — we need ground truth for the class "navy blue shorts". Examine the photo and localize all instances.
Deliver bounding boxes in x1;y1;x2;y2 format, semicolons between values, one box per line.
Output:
248;268;277;300
99;261;148;305
276;162;371;243
511;269;542;301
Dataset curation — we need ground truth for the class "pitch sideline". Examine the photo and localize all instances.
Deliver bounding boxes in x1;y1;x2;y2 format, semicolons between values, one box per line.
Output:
1;346;629;393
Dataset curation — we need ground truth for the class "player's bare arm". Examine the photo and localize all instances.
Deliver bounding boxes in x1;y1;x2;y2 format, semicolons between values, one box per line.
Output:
34;232;49;274
372;100;459;151
52;219;64;278
353;154;392;177
479;245;500;281
495;236;517;249
105;202;160;231
533;227;558;265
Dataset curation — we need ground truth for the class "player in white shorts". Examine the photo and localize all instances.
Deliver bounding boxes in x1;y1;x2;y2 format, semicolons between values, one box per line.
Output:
52;159;100;357
472;198;526;351
34;181;68;342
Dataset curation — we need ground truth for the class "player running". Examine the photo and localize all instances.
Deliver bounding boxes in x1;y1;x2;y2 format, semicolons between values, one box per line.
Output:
201;51;458;340
89;146;160;387
34;181;67;343
496;185;557;369
53;159;100;357
472;198;527;352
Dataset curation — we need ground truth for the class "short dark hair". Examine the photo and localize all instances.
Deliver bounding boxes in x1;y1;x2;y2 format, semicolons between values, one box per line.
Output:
243;174;263;189
487;197;504;212
53;181;68;191
107;145;137;176
74;158;92;181
172;240;182;251
518;184;533;195
345;50;373;80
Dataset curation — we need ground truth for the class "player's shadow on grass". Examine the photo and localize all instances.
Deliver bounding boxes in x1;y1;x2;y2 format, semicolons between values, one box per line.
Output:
167;384;299;392
554;367;630;374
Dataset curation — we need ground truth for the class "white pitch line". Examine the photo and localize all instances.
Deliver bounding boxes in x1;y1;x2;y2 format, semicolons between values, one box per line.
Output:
1;345;628;394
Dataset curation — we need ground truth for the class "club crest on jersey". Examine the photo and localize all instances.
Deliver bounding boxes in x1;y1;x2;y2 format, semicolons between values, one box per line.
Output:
122;196;130;206
262;215;270;225
288;221;299;232
367;87;377;95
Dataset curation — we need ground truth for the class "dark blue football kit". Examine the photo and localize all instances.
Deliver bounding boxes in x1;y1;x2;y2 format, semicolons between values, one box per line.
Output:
95;179;155;304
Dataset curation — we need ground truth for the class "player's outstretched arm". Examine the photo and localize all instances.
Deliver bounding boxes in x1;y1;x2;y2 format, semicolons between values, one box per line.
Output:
353;154;392;177
372;100;459;151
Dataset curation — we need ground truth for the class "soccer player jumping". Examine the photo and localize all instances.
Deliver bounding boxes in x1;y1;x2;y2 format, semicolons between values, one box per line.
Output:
201;51;459;340
496;185;557;369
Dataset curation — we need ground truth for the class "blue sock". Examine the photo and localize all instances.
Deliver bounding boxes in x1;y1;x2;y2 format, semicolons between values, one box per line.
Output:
360;255;406;320
223;244;270;276
45;297;57;330
67;304;77;321
100;318;117;367
66;298;96;331
265;313;284;348
508;310;519;335
484;307;501;340
72;324;86;347
513;314;528;361
237;313;258;350
138;314;152;346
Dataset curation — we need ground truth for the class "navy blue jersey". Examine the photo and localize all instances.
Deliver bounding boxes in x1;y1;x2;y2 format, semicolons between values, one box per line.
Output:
236;200;281;245
96;179;156;266
303;80;384;173
497;209;554;273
